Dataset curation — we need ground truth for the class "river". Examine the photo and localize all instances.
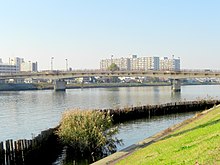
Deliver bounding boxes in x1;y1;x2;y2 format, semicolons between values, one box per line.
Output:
0;85;219;148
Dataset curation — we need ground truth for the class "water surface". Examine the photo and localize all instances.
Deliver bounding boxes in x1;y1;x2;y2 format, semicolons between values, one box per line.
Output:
0;85;219;141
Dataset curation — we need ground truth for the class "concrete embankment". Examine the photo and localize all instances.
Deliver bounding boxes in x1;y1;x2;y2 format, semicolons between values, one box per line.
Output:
0;82;169;91
1;82;219;91
0;83;38;91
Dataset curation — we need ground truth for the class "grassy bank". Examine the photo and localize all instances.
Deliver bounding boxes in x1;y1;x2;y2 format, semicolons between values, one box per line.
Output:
117;105;220;165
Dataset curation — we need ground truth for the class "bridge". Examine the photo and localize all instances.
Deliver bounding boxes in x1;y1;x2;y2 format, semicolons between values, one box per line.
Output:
1;69;220;91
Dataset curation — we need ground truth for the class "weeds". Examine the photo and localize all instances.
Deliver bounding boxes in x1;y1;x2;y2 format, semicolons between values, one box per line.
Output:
56;110;122;158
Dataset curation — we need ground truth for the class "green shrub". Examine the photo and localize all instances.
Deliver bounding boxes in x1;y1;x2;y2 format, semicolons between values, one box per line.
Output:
56;110;122;157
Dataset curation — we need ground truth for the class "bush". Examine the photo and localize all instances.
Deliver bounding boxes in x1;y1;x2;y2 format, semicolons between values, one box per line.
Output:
56;110;122;157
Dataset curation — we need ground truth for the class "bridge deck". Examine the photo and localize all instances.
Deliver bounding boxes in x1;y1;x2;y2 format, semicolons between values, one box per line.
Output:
1;70;220;80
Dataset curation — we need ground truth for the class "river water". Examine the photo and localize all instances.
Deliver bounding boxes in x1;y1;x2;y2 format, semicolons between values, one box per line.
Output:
0;85;220;149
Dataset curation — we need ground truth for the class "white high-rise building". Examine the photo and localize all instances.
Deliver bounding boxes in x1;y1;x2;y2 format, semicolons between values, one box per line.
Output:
130;56;159;70
160;56;180;71
100;55;180;71
130;55;139;70
100;55;160;71
11;57;24;70
20;61;38;72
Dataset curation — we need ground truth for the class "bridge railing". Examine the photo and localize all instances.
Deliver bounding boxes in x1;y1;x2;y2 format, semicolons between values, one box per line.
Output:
1;69;220;80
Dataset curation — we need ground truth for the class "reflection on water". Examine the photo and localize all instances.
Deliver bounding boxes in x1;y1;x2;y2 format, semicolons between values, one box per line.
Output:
0;85;220;142
171;91;181;101
115;112;195;151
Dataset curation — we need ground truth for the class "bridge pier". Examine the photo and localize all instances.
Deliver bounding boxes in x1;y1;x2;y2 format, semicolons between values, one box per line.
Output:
54;79;66;91
171;79;181;92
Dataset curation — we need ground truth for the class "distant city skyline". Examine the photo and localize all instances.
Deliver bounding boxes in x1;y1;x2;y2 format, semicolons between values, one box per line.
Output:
1;1;220;70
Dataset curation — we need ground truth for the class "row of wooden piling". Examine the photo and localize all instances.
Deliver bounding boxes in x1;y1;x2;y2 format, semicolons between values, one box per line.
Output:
0;128;61;165
100;100;220;123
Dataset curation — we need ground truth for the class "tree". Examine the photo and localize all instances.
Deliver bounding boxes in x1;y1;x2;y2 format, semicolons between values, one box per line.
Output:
108;63;119;71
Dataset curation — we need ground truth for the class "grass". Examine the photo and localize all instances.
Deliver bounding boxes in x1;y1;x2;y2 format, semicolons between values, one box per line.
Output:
117;106;220;165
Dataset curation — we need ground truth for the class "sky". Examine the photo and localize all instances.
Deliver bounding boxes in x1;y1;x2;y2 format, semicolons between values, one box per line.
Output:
0;0;220;70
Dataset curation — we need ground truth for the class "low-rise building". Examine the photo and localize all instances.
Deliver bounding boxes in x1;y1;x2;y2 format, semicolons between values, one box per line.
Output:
0;58;19;74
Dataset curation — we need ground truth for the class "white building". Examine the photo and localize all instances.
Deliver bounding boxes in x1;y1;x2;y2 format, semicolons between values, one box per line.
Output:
0;63;19;74
20;61;38;72
0;58;19;74
160;56;180;71
133;56;159;70
10;57;24;70
130;55;139;70
100;55;160;71
0;57;38;73
100;57;131;70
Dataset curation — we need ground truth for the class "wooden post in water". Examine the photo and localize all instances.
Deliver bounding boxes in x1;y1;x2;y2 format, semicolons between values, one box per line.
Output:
0;141;4;165
14;140;18;165
5;140;9;165
9;139;15;164
16;140;23;164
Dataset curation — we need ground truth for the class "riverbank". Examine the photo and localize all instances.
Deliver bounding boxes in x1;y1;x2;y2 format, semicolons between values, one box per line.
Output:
0;83;38;91
93;104;220;164
0;82;171;91
0;82;169;91
36;82;220;90
36;82;171;90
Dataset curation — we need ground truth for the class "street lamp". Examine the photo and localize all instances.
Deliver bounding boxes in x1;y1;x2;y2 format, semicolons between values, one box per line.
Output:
65;59;68;71
51;57;54;71
111;55;113;65
9;58;11;74
29;61;31;72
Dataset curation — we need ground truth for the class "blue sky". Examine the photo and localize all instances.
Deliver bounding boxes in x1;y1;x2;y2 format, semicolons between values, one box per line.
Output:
0;0;220;70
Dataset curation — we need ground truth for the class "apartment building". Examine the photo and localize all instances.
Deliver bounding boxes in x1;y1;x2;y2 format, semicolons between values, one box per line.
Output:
0;57;38;73
130;56;160;70
100;55;160;71
0;63;19;73
20;61;38;72
100;57;131;70
0;58;19;73
160;56;180;71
